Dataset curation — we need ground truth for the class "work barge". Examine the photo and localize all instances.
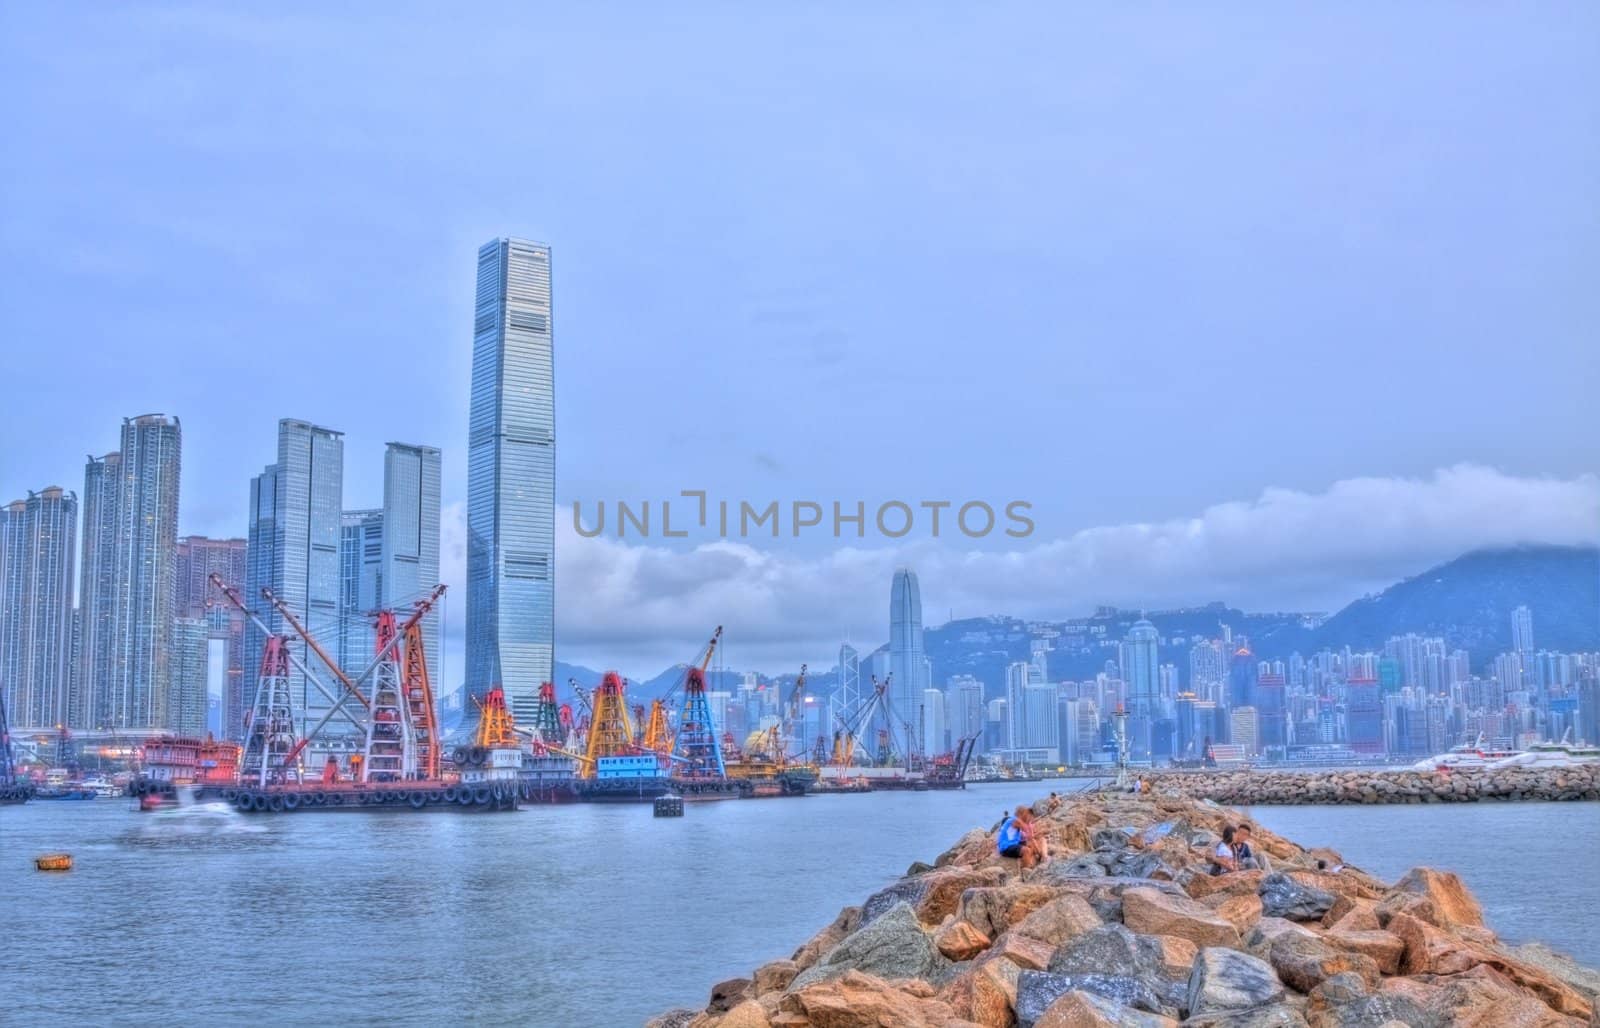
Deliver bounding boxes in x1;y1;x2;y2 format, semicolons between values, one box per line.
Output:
124;584;977;815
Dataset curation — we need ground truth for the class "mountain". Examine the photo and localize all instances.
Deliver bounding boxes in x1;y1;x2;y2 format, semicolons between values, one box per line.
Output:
529;544;1597;706
1306;545;1599;660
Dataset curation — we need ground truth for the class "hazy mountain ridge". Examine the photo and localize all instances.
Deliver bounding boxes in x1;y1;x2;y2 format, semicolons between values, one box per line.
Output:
526;545;1600;704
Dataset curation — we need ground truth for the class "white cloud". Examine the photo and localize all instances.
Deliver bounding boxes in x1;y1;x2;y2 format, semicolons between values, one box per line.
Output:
434;465;1598;683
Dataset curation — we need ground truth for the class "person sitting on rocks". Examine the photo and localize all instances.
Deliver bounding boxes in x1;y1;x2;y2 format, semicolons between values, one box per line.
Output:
996;805;1048;868
1211;825;1239;875
1234;822;1270;871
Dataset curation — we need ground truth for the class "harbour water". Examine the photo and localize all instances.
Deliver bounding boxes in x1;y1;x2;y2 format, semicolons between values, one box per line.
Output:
2;788;1596;1026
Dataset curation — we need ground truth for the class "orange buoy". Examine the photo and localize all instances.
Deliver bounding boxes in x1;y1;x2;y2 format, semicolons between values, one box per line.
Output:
35;853;72;871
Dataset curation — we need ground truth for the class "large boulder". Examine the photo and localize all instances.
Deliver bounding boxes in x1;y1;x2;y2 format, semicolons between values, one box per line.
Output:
1388;866;1485;929
1320;894;1380;932
717;999;773;1028
781;969;959;1028
788;902;945;990
1033;989;1178;1028
752;960;800;996
1186;869;1266;901
934;919;991;961
1015;970;1177;1026
958;884;1062;939
1182;1004;1309;1027
1122;886;1241;949
1259;873;1335;922
1048;924;1165;980
1203;891;1264;934
1185;947;1287;1017
1012;894;1102;947
1033;854;1106;881
708;978;753;1013
861;867;1005;926
644;1010;698;1028
1266;931;1380;994
1387;913;1593;1019
792;906;862;970
939;954;1020;1027
1322;929;1404;976
936;828;994;868
991;931;1057;972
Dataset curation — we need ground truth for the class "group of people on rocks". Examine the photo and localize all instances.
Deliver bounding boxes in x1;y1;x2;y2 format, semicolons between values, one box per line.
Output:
1210;822;1270;874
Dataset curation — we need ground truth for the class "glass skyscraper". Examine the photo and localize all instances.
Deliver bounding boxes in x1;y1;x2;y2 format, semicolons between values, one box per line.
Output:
468;238;555;723
245;419;344;736
888;568;928;752
382;442;441;687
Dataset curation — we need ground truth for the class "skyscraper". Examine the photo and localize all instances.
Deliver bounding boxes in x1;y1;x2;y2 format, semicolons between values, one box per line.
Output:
338;510;384;675
837;643;861;713
1121;619;1159;757
888;568;928;745
110;415;181;733
75;452;122;730
245;419;344;734
169;616;209;737
468;238;555;723
175;536;248;738
0;488;77;730
381;442;442;686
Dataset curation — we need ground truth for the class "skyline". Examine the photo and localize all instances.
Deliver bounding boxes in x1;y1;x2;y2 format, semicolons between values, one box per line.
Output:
2;5;1597;675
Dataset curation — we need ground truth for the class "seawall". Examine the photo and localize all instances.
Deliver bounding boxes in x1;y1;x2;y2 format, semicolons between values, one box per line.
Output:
1146;764;1600;806
650;790;1600;1027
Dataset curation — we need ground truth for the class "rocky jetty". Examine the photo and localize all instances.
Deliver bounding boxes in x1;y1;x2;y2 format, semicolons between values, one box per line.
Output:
1149;765;1600;806
650;792;1598;1027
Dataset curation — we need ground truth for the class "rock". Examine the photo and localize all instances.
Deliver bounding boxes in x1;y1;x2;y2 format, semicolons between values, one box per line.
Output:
1204;891;1264;934
1033;989;1177;1028
1432;964;1584;1028
1186;947;1287;1016
937;828;992;868
1321;894;1380;932
1323;929;1404;976
939;955;1019;1027
1122;886;1241;949
752;960;799;996
1387;913;1593;1018
959;884;1062;939
788;902;945;990
1186;869;1266;900
708;978;752;1013
644;1009;698;1028
992;931;1057;971
1151;935;1198;979
717;999;772;1028
1259;873;1335;922
1182;1003;1310;1027
1501;942;1600;1005
1048;924;1164;979
792;906;861;970
1031;855;1106;881
1012;894;1102;946
784;969;958;1028
906;860;935;876
1267;931;1380;994
1015;970;1176;1026
1389;867;1485;929
935;919;991;961
862;867;1004;927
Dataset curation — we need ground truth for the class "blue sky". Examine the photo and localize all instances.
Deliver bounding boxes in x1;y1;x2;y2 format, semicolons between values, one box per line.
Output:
2;4;1595;676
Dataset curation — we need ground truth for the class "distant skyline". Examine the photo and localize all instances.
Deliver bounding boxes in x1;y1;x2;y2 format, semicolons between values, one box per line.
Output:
2;6;1596;676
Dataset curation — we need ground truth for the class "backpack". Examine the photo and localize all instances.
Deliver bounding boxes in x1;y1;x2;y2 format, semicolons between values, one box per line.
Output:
997;816;1023;852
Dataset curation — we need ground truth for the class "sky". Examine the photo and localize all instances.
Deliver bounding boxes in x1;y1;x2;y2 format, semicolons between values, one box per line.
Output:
2;4;1596;680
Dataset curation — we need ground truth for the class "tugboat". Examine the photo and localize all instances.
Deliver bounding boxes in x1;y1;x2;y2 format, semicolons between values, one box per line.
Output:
129;735;242;809
453;684;577;804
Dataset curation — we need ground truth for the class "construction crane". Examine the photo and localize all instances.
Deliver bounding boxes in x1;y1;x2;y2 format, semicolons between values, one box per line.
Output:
580;671;636;778
644;625;723;766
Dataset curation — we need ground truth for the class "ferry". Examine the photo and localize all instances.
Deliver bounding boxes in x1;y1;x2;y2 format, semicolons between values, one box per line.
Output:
1486;732;1600;770
1411;736;1522;772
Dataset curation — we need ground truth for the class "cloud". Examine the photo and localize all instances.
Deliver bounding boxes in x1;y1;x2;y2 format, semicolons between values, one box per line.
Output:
433;465;1599;683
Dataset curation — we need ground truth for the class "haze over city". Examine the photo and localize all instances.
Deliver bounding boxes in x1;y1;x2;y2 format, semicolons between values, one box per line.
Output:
2;5;1596;676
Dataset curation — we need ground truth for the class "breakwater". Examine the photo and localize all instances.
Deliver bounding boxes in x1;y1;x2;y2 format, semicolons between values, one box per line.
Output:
1147;764;1600;806
652;791;1599;1027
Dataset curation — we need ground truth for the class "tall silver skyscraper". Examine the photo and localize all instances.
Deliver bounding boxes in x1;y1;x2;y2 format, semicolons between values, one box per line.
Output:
888;568;928;753
175;536;248;739
245;419;344;734
338;509;384;675
468;238;555;722
0;487;78;730
382;442;441;687
75;452;122;729
110;415;181;733
1121;618;1160;758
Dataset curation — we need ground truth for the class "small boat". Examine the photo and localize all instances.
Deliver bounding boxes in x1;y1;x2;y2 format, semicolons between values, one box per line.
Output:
35;854;72;871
